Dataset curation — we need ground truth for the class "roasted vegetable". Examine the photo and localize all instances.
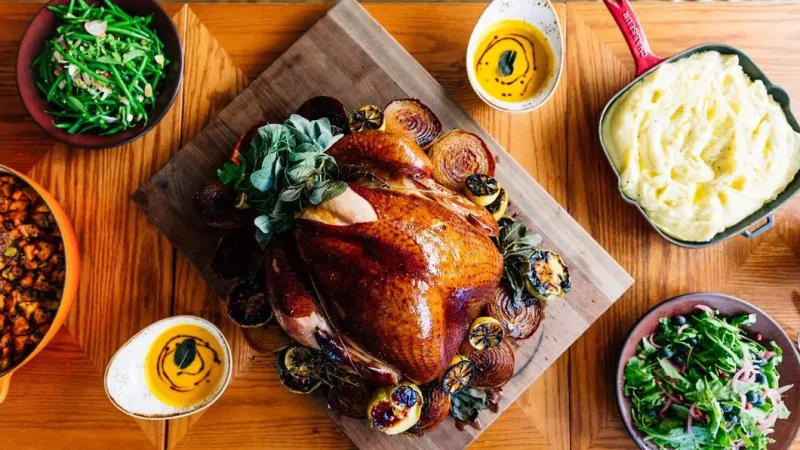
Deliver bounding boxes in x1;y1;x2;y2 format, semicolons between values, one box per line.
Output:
229;121;269;166
383;99;442;148
462;340;515;390
525;250;571;301
349;105;385;133
296;96;349;134
211;228;262;280
485;282;543;340
327;371;371;419
441;355;475;395
406;382;451;436
0;175;65;374
468;316;504;350
428;130;495;190
225;269;273;327
368;382;423;435
485;188;509;220
464;174;500;206
276;345;322;394
194;181;252;229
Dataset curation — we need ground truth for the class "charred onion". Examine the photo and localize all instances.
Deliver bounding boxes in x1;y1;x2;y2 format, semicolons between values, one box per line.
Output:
383;99;442;148
428;130;495;190
406;382;451;436
296;96;349;133
230;121;269;166
194;181;253;229
461;340;515;390
327;371;371;419
485;282;543;340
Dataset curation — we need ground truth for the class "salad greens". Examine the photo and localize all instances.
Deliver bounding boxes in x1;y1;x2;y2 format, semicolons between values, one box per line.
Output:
33;0;168;135
217;114;345;247
624;306;792;450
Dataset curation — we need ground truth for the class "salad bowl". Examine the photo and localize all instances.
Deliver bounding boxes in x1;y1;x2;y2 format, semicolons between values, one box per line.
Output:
617;293;800;449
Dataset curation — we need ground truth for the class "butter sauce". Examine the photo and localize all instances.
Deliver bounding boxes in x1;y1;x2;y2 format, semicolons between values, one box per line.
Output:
474;20;554;103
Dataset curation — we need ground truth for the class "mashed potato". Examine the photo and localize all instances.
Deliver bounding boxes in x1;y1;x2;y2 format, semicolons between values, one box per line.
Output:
602;51;800;242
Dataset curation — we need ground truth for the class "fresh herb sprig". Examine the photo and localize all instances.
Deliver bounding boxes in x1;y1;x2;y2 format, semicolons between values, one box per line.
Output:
217;115;345;248
624;310;792;449
498;50;517;77
497;219;542;307
32;0;168;135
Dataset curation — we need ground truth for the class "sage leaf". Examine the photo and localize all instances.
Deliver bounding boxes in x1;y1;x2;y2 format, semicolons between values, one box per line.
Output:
498;50;517;77
451;388;488;422
174;338;197;370
250;167;274;192
321;181;348;203
279;186;304;202
286;163;315;184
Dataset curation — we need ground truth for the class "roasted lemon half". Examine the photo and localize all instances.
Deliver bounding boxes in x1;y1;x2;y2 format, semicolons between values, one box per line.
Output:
349;105;385;133
525;250;571;301
441;355;475;395
275;345;322;394
468;316;505;350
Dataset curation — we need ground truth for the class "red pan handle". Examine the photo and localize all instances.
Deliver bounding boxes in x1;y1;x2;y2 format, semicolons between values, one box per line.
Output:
603;0;664;77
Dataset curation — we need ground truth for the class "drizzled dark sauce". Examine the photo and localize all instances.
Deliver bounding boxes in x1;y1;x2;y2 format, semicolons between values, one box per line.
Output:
476;34;539;99
155;334;221;393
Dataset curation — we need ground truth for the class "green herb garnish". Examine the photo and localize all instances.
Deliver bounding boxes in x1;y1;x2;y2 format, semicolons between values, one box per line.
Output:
451;388;489;423
32;0;169;135
174;338;197;370
624;309;792;449
498;50;517;77
497;219;542;306
217;115;345;248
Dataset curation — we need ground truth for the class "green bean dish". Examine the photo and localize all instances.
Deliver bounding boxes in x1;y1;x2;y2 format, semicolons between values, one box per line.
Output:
32;0;169;135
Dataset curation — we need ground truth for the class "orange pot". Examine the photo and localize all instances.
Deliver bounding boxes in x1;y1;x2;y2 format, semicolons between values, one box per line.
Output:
0;164;80;404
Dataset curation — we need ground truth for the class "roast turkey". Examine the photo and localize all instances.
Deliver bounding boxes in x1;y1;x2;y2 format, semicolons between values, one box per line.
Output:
266;131;504;385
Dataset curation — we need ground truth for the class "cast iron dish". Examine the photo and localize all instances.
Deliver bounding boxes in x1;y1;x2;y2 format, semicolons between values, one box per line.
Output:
0;164;80;405
16;0;184;149
616;293;800;449
597;0;800;249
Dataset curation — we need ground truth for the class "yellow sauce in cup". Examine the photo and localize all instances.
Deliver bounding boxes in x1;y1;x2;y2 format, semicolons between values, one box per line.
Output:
145;324;224;408
474;20;554;103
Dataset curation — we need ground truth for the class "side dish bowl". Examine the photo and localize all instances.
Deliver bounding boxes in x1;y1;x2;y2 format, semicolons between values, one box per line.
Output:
597;0;800;248
616;293;800;449
0;164;80;404
16;0;183;149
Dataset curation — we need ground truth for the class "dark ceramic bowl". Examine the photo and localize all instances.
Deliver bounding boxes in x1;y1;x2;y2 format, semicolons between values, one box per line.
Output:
16;0;183;149
617;293;800;449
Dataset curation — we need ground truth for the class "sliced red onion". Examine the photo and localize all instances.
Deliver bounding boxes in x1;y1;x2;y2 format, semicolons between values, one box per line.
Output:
84;20;107;37
762;351;776;360
648;333;663;349
757;411;778;431
658;383;683;405
659;398;673;418
694;304;715;317
687;408;694;435
676;324;689;336
778;384;794;394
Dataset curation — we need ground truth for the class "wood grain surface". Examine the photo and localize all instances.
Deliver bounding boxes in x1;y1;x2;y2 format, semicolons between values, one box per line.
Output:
0;2;799;450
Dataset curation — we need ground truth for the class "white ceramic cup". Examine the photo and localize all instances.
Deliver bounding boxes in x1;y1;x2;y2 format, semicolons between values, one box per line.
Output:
466;0;565;113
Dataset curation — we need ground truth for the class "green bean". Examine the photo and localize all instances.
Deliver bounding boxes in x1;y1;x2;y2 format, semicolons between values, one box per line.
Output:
53;122;73;129
47;72;66;102
106;27;150;42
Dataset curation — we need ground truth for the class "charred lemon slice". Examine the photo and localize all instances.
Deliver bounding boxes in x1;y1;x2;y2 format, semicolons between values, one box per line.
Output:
367;382;423;435
349;105;385;133
441;355;475;394
465;174;500;206
468;317;505;350
524;250;571;301
275;345;322;394
485;188;509;221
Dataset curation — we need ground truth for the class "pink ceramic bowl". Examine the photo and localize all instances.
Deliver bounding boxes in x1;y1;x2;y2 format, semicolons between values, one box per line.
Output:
617;293;800;449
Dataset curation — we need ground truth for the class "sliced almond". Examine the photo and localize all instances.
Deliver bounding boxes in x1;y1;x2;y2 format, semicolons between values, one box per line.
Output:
154;54;165;67
144;83;153;98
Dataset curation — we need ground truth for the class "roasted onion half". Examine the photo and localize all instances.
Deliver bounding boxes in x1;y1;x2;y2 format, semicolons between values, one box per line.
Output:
485;282;543;340
406;382;451;436
461;340;515;390
383;99;442;149
212;228;262;280
226;269;273;327
194;181;253;229
230;121;269;165
296;96;349;133
428;130;495;191
327;371;371;419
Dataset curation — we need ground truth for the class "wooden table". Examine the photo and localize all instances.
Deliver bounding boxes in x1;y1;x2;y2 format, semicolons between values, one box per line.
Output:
1;3;799;449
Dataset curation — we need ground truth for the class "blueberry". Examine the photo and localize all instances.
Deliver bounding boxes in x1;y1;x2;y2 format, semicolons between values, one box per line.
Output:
746;391;759;404
659;347;674;359
647;408;658;417
727;414;739;425
721;405;733;413
755;372;766;384
754;396;765;407
677;345;689;355
687;337;699;346
755;358;768;367
671;354;685;365
671;315;687;326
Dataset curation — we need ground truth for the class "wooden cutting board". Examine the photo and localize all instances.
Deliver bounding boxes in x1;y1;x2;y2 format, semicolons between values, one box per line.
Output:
133;0;633;448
